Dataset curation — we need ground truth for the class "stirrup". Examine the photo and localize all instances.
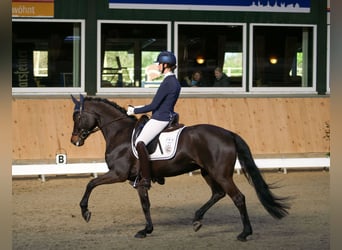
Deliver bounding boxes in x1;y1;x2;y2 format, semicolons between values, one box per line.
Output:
130;176;140;189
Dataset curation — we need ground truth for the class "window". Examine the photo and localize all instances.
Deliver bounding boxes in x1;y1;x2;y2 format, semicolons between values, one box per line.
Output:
97;21;170;93
326;3;330;94
176;22;245;89
250;24;316;93
12;19;85;94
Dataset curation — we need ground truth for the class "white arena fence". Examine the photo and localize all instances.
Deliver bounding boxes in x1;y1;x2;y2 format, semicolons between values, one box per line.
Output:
12;157;330;182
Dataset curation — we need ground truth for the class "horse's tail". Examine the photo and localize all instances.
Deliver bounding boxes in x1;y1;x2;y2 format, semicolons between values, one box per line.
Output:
232;132;290;219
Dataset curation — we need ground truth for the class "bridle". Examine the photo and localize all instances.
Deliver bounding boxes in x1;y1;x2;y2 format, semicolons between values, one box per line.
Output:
72;109;128;140
71;94;131;144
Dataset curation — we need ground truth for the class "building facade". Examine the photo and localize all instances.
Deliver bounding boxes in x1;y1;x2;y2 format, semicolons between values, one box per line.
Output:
12;0;330;162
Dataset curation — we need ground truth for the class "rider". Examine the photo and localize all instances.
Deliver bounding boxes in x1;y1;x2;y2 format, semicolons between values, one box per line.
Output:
127;51;181;189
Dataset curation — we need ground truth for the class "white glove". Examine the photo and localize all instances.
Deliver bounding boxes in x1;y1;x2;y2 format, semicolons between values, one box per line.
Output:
127;106;135;116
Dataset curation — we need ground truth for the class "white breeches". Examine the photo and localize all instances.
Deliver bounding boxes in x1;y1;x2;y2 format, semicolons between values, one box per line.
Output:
135;119;169;146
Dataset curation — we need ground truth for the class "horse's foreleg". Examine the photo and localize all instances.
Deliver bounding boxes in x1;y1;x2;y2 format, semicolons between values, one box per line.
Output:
80;171;121;222
193;191;225;232
135;186;153;238
193;174;226;232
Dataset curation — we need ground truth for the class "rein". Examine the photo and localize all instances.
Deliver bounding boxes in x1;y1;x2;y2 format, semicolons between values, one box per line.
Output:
98;115;128;130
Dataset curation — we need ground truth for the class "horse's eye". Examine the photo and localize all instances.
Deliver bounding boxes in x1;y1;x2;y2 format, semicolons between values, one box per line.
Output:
73;113;80;122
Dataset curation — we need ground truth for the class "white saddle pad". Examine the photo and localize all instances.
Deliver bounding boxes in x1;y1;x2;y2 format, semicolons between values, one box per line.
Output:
132;127;186;161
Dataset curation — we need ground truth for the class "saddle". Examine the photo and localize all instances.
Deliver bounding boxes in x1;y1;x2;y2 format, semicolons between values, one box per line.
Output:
133;113;184;154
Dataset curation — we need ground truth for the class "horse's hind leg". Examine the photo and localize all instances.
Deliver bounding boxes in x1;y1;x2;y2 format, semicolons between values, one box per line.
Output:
220;178;253;241
192;170;226;232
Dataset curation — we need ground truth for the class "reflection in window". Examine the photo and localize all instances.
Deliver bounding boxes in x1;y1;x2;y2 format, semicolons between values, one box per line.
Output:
12;21;82;88
100;22;168;88
223;52;243;77
252;25;314;87
177;23;244;87
33;51;48;77
102;51;134;87
142;51;162;88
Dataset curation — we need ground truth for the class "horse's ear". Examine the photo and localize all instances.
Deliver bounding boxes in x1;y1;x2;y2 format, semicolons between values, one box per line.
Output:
71;94;78;104
79;94;85;111
71;95;81;111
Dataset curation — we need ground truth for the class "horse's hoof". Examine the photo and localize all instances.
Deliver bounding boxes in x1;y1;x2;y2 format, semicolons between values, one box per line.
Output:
237;235;247;242
193;221;202;232
82;211;92;222
237;232;251;242
146;226;153;234
134;230;147;238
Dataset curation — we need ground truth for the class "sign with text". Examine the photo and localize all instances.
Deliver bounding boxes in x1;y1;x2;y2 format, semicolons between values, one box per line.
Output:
12;0;54;17
109;0;310;13
12;43;35;87
56;154;67;164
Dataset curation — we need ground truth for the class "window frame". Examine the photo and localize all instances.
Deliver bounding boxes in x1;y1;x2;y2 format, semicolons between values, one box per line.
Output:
96;20;172;96
249;23;317;94
174;21;247;97
12;19;86;96
326;8;330;94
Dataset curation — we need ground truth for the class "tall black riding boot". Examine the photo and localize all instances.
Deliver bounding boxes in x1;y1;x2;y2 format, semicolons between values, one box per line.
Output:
136;141;151;189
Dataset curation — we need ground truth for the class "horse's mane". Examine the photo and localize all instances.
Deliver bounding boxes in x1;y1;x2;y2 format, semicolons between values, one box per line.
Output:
85;96;138;121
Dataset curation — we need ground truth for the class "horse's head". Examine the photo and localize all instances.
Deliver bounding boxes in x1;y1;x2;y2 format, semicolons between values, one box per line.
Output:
70;94;99;146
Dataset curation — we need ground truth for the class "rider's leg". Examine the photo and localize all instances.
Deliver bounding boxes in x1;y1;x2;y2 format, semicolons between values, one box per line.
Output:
135;119;169;189
136;141;151;189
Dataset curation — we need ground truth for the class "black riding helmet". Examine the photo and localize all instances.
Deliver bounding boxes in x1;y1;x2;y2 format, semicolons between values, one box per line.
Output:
155;51;177;73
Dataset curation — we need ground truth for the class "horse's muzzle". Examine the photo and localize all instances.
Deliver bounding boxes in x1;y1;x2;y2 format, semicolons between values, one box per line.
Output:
71;135;84;147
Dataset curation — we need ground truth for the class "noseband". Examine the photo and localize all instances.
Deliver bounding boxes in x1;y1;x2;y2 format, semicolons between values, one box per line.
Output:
72;126;100;138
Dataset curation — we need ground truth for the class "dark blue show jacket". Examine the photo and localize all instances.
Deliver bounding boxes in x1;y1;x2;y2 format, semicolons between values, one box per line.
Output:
134;74;181;121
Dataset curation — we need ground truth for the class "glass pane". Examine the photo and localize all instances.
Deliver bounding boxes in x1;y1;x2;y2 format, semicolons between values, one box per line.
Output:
12;21;82;88
100;23;167;88
177;24;243;87
252;26;313;87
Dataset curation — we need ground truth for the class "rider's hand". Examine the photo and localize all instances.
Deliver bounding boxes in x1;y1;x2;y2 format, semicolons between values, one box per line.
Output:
127;106;135;116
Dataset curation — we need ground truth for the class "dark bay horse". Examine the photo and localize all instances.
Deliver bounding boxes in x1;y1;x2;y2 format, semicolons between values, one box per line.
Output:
70;95;289;241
